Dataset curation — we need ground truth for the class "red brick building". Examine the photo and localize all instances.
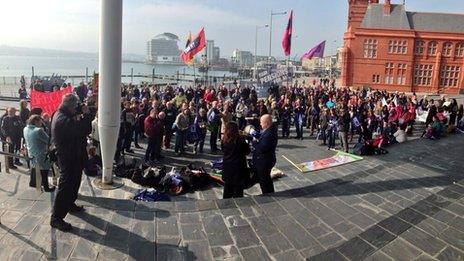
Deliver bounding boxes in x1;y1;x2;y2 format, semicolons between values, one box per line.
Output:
341;0;464;94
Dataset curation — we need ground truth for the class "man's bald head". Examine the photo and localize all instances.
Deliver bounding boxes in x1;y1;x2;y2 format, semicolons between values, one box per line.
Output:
260;114;272;131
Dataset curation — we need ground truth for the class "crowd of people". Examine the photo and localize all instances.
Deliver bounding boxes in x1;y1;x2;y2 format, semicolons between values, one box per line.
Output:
3;78;463;231
107;81;463;160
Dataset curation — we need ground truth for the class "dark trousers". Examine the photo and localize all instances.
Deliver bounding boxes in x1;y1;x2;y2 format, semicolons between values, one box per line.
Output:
295;122;304;138
237;117;246;130
327;129;336;149
194;137;205;153
145;137;156;161
134;128;140;146
52;163;83;221
124;127;133;151
164;129;173;148
210;126;219;151
174;130;186;153
30;168;51;188
256;166;274;194
114;137;124;162
223;183;244;199
7;138;21;166
281;120;290;138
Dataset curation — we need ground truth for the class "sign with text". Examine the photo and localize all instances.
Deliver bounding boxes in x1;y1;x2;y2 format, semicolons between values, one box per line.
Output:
30;87;73;116
296;151;363;173
258;69;289;85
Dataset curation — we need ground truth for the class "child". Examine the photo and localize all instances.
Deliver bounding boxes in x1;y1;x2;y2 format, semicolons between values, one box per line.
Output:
84;146;102;176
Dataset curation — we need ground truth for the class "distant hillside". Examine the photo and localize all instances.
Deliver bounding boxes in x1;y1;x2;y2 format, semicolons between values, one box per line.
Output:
0;45;145;62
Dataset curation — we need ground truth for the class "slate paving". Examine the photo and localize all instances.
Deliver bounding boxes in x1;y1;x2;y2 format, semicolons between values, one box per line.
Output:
0;132;462;260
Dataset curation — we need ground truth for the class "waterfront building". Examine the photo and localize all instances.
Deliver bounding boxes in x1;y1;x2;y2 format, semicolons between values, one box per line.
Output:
213;47;220;62
232;49;253;67
341;0;464;94
146;33;182;65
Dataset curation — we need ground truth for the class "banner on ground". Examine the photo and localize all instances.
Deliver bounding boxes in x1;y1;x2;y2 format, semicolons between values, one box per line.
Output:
30;87;73;116
295;151;363;173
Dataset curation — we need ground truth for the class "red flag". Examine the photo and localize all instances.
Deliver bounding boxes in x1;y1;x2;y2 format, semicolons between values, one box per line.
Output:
282;10;293;56
30;87;73;116
180;28;206;64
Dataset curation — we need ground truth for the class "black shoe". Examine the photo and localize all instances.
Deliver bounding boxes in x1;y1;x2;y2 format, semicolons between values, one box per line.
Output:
125;149;134;153
43;186;56;193
69;204;85;213
50;219;73;232
9;165;17;170
15;162;23;166
135;144;143;149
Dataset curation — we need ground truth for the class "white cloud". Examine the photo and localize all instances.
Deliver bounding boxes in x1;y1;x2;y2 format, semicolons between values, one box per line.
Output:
128;1;260;27
0;0;262;54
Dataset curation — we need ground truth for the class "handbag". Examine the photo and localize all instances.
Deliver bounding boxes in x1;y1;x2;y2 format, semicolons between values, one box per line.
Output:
46;148;58;163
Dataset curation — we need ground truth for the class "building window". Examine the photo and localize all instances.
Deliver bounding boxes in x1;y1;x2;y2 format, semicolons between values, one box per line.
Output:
414;64;433;86
372;74;380;84
443;42;453;57
440;65;461;88
388;40;407;54
428;41;438;56
414;40;425;55
397;63;407;85
384;63;394;84
456;42;464;57
364;39;378;58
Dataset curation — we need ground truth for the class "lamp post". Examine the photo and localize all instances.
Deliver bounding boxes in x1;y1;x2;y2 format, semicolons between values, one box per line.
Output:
98;0;123;185
254;24;269;81
330;40;338;79
269;10;287;62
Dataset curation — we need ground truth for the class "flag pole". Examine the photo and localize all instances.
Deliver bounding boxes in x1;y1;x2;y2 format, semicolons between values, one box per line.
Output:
193;60;196;84
286;56;290;88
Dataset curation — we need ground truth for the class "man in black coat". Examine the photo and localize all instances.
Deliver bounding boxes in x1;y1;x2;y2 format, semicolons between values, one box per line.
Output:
252;114;278;194
1;107;24;168
50;94;92;231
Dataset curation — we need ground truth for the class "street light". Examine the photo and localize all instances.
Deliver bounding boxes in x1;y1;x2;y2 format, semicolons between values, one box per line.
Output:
254;24;269;80
269;10;287;62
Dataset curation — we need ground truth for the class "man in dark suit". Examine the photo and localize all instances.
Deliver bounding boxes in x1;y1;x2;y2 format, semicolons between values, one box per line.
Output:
252;114;278;194
51;94;92;231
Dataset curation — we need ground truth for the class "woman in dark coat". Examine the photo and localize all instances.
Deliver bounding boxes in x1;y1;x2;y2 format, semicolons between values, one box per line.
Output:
221;121;250;199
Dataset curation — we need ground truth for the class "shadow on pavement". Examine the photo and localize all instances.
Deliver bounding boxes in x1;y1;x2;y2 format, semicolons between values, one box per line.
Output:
72;211;196;260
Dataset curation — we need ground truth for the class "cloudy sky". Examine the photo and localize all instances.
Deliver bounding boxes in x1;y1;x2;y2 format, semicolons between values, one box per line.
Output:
1;0;464;58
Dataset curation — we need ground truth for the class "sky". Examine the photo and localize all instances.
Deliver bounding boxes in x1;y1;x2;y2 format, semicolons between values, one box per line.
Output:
1;0;464;59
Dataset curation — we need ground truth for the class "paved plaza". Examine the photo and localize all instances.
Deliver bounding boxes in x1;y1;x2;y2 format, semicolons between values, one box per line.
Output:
0;132;463;260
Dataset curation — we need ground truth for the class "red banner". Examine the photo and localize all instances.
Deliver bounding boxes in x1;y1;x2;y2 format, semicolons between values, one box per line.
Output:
30;87;73;116
282;10;293;56
180;28;206;64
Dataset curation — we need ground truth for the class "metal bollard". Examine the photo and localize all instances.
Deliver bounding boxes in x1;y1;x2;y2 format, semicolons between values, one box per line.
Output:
4;155;9;174
35;166;42;193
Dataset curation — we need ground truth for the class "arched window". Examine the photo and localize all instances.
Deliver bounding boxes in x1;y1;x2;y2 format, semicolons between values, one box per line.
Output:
456;42;464;57
428;41;438;56
443;42;453;56
414;40;424;55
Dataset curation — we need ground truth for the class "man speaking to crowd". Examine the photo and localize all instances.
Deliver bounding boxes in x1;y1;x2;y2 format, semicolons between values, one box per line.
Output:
50;93;92;231
253;114;278;194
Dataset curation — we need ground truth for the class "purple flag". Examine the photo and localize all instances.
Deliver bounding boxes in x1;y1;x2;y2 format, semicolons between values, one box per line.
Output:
301;41;326;60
